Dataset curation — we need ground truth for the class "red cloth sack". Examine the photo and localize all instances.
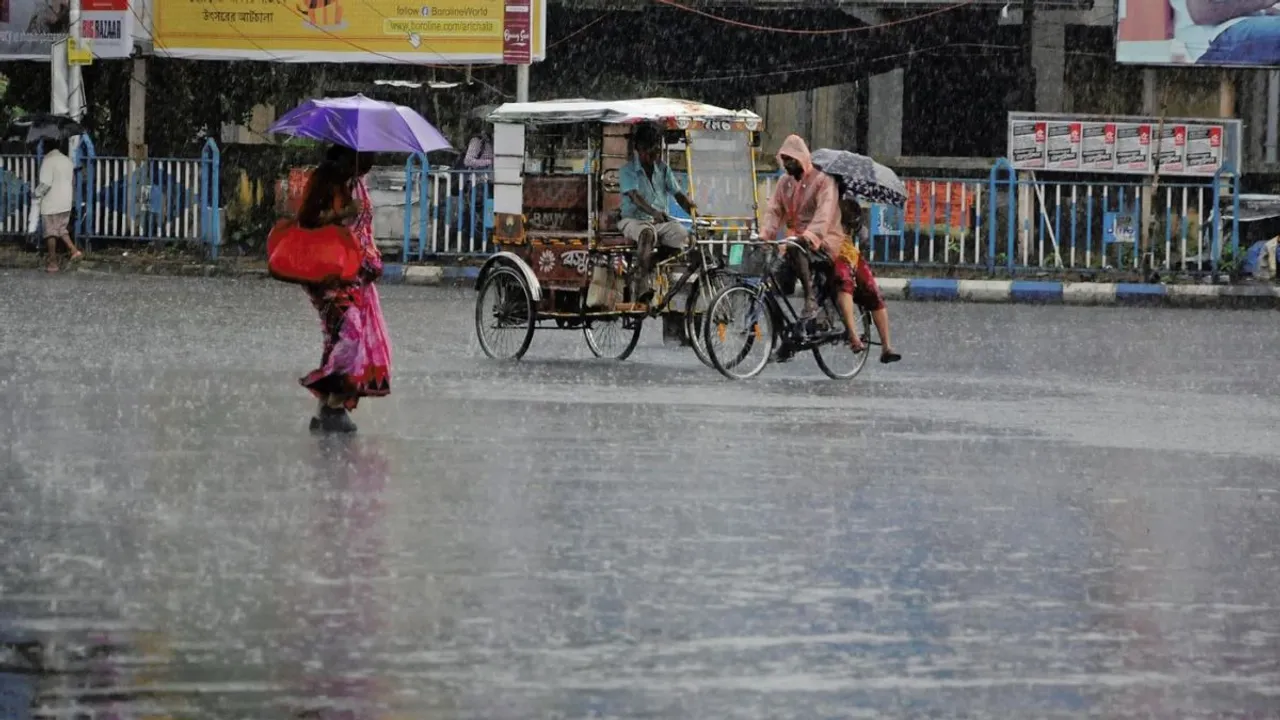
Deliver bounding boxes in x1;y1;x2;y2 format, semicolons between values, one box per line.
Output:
267;219;363;285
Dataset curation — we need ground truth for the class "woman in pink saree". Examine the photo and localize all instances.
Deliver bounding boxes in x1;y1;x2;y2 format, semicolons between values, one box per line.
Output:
296;145;392;434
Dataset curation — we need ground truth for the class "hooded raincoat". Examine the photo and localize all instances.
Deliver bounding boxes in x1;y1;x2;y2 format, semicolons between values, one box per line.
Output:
760;135;843;257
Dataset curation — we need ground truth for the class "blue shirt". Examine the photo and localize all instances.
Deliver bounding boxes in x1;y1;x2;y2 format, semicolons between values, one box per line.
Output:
619;158;681;222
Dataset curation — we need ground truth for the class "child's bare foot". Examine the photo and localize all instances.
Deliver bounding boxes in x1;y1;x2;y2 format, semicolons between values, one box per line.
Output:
849;334;867;353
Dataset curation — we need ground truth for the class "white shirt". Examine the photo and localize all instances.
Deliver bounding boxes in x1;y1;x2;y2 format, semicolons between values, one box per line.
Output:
36;150;75;215
1169;0;1247;63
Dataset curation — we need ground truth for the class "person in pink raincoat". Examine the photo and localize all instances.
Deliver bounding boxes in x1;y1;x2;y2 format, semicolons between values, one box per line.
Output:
759;134;844;319
295;145;393;434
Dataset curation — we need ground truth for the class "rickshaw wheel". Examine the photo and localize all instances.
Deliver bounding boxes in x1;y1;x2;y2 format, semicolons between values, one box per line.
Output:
475;267;535;360
684;270;732;369
584;314;643;361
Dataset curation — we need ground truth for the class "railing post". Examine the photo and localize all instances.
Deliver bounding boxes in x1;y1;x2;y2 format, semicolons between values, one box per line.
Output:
403;153;426;262
1211;161;1239;277
72;133;96;250
200;138;221;260
987;157;1016;275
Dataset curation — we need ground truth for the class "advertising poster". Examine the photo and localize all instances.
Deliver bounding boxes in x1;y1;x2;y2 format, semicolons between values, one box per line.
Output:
501;0;530;64
1115;123;1152;172
1080;122;1116;170
1010;121;1046;168
0;0;132;59
1045;121;1081;170
1154;124;1186;173
1010;112;1237;176
1185;125;1223;175
154;0;547;64
1117;0;1280;68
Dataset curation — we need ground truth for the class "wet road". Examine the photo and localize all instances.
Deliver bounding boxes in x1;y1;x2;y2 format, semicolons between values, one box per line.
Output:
2;270;1280;719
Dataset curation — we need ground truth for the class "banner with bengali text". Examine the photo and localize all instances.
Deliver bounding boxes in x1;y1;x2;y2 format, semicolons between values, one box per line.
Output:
153;0;545;64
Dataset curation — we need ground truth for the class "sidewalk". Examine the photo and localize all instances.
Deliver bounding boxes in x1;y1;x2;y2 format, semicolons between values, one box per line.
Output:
4;247;1278;309
388;264;1280;309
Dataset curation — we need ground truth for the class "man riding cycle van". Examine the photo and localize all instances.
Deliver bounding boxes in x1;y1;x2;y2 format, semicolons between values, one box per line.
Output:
833;187;901;364
619;123;697;302
759;134;843;320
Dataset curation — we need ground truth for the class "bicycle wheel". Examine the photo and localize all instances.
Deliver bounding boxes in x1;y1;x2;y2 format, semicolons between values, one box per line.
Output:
584;314;643;360
704;284;775;380
684;269;732;368
813;305;873;380
475;267;535;360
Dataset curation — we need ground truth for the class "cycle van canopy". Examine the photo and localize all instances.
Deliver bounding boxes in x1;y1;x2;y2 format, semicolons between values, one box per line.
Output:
472;97;765;364
485;97;764;247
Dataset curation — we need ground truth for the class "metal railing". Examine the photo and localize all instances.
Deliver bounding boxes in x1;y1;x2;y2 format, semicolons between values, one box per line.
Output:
0;136;223;257
397;162;1241;277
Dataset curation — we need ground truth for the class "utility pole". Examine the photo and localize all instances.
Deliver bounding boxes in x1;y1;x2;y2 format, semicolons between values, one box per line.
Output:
516;65;529;103
1022;0;1036;110
128;57;147;160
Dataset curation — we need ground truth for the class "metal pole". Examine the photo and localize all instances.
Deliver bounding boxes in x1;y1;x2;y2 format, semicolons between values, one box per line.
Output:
516;64;530;103
68;0;84;121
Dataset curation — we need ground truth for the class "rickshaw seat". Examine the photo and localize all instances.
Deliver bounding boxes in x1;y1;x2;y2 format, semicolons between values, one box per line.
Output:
595;233;635;249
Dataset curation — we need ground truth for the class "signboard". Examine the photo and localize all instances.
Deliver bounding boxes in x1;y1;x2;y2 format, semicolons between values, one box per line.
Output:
1007;112;1241;176
502;0;530;64
1116;0;1280;68
0;0;131;59
67;35;90;64
153;0;547;64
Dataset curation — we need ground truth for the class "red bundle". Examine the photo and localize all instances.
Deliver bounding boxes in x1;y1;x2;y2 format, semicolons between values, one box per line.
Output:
266;219;362;285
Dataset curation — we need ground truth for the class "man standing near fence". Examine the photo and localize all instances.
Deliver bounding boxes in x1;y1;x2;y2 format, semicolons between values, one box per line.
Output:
34;140;81;273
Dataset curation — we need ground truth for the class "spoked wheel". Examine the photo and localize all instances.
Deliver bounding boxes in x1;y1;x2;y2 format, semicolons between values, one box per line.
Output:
475;267;535;360
813;305;873;380
684;270;732;368
704;284;776;380
584;314;643;360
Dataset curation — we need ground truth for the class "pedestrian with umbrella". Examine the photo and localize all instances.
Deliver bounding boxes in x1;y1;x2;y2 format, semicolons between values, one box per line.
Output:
34;136;83;273
267;95;451;433
10;114;85;271
810;148;904;364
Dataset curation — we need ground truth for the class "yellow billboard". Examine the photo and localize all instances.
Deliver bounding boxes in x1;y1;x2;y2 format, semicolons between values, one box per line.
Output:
153;0;546;64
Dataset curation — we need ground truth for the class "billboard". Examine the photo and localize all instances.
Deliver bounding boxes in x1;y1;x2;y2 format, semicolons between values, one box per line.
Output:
1006;112;1243;176
0;0;133;60
153;0;546;64
1117;0;1280;67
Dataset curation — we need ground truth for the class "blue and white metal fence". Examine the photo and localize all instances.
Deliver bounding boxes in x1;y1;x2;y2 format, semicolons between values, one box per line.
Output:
1;136;222;257
1;140;1244;278
399;162;1240;277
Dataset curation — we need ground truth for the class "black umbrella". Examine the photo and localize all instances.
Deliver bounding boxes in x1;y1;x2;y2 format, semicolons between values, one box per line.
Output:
810;148;907;208
6;114;85;147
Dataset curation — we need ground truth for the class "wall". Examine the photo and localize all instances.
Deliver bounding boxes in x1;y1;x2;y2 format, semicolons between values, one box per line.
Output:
754;84;857;168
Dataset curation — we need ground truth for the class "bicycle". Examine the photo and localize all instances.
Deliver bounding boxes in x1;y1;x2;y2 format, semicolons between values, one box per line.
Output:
702;237;878;380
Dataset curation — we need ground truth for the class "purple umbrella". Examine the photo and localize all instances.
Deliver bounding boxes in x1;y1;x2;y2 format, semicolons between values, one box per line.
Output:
268;94;452;153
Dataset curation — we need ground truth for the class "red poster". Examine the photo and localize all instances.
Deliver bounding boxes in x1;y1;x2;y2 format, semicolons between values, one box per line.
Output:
503;0;532;65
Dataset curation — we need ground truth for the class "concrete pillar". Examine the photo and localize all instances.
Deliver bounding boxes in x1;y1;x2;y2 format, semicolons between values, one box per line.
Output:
1032;13;1066;113
868;68;903;158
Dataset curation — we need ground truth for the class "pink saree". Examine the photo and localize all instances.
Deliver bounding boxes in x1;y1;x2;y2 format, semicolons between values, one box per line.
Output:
300;179;392;409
